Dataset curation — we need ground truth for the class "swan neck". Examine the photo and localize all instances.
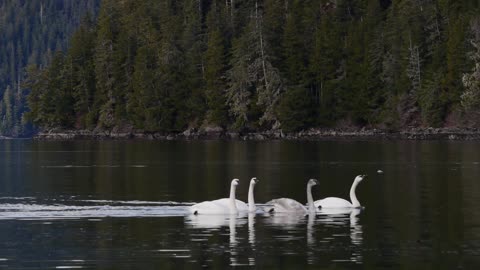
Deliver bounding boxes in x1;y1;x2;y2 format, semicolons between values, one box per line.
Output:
306;184;315;212
350;181;361;207
229;183;238;213
248;182;256;212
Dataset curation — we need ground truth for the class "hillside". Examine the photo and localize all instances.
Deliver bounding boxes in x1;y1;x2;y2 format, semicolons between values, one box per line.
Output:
23;0;480;135
0;0;100;136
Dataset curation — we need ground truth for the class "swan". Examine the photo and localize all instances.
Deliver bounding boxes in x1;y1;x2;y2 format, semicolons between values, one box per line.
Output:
189;179;240;215
314;175;366;209
236;177;259;212
265;179;318;214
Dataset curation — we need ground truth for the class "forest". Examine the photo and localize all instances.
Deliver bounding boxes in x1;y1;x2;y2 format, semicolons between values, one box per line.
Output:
21;0;480;134
0;0;99;136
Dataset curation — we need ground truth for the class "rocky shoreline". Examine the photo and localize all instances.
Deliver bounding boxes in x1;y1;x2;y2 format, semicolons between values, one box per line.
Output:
30;127;480;141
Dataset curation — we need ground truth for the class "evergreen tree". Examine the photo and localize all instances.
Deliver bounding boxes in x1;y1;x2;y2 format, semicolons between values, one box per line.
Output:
226;34;253;129
0;0;99;136
226;0;284;129
129;45;160;131
444;17;469;105
205;4;229;126
461;17;480;112
308;8;343;124
282;0;306;85
1;86;14;133
67;15;97;128
20;0;480;134
94;0;118;128
181;0;208;126
277;87;315;132
263;0;286;67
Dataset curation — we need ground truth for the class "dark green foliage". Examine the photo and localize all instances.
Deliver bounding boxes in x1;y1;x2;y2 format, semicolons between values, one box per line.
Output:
94;0;119;128
418;72;445;126
24;52;75;128
282;0;306;85
277;88;315;132
205;27;228;126
68;16;97;128
0;0;99;136
21;0;480;134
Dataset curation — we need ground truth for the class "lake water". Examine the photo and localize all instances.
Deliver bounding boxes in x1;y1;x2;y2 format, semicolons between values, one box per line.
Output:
0;139;480;269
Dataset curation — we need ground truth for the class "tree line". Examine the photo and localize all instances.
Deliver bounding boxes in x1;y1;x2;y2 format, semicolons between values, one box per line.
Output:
24;0;480;134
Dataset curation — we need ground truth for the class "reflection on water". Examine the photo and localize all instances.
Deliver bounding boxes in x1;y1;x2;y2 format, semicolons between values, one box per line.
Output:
185;213;252;266
263;212;306;228
248;213;256;266
316;208;364;264
350;209;363;263
229;215;239;266
1;140;480;269
248;213;255;246
185;213;246;229
183;209;365;267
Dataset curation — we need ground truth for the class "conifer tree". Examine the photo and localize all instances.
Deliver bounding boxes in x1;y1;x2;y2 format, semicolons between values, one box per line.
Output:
1;86;13;133
182;0;208;125
205;1;229;126
20;0;480;133
67;16;96;128
282;0;306;85
461;17;480;111
94;0;118;128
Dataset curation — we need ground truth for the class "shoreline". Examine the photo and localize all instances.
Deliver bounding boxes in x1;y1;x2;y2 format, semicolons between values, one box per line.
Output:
28;127;480;141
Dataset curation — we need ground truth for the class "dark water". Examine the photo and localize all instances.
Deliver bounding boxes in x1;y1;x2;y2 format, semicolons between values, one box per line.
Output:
0;140;480;269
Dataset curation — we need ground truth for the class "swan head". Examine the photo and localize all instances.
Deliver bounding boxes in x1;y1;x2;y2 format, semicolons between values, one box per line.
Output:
354;175;366;183
231;178;240;186
308;179;319;186
250;177;259;185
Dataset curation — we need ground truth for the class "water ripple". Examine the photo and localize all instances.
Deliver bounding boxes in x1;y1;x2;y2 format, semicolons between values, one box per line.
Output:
0;198;192;219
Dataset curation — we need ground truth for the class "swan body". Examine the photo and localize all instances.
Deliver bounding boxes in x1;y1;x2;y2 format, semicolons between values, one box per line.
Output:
265;179;318;213
315;197;353;208
265;198;307;212
314;175;366;209
236;177;259;212
189;179;240;214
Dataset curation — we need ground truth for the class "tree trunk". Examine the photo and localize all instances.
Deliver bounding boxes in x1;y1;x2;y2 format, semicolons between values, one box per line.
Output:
256;0;269;93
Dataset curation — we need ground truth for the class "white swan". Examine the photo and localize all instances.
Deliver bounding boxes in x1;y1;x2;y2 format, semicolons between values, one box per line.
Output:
236;177;259;212
265;179;318;214
189;179;240;214
314;175;366;209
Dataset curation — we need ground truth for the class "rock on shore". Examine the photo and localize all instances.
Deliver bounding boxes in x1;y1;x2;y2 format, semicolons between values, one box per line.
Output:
32;127;480;140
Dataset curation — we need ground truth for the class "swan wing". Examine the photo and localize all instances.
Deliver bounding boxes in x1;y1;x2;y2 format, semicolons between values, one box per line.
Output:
265;198;307;213
314;197;353;209
235;199;248;212
189;199;230;214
